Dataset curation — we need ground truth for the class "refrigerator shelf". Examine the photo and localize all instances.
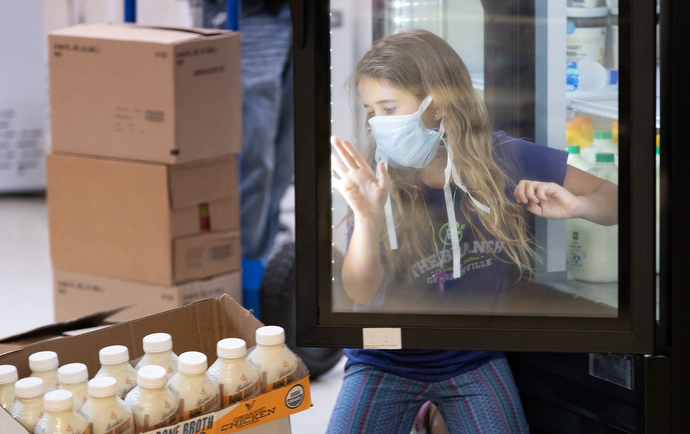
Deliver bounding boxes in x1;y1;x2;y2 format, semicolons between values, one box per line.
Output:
568;97;661;129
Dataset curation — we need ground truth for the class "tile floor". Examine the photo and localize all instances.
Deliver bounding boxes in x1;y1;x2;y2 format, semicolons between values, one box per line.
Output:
0;194;344;433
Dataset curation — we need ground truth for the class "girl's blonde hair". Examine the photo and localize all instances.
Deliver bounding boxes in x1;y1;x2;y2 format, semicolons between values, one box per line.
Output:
354;29;535;278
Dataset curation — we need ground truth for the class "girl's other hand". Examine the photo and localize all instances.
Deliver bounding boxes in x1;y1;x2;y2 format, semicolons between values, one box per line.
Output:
513;180;583;220
331;136;389;222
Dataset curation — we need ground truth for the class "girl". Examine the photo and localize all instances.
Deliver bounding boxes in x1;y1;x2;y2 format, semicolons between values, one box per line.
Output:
327;30;617;433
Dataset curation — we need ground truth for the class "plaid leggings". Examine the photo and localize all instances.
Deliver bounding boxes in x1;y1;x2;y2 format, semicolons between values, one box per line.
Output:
326;358;529;434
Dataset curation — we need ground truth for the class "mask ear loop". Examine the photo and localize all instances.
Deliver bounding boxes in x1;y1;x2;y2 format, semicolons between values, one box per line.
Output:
376;148;398;250
441;123;491;279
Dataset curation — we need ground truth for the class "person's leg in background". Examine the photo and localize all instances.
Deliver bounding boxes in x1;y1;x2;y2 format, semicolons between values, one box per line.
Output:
238;2;293;265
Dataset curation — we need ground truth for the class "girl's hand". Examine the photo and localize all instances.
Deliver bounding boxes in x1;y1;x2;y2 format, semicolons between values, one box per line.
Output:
331;136;389;222
513;180;583;220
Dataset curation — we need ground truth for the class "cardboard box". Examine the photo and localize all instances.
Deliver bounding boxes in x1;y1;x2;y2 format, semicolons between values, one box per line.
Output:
49;23;241;164
54;269;242;322
47;152;241;285
0;296;311;433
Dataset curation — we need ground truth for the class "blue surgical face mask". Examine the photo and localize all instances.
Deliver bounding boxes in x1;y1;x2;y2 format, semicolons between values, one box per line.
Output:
368;96;441;168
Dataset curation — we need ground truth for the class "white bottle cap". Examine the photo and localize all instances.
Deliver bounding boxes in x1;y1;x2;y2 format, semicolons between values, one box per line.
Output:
256;326;286;346
142;333;173;353
88;377;117;398
0;365;18;384
217;338;246;359
566;6;609;18
178;352;208;375
137;365;167;389
99;345;130;365
15;377;44;398
29;351;59;372
58;363;88;384
44;390;74;412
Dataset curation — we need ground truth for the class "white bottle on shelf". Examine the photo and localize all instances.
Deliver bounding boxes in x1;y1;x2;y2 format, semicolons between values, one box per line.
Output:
95;345;138;399
581;131;619;166
34;390;88;434
29;351;60;391
9;377;45;433
246;326;299;393
166;351;220;421
566;153;619;283
567;60;611;92
57;363;89;412
135;333;179;381
567;145;593;172
207;338;260;409
79;376;135;434
0;365;18;410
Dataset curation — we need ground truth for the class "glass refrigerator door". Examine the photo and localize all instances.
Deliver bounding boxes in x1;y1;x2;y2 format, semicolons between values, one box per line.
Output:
293;0;659;353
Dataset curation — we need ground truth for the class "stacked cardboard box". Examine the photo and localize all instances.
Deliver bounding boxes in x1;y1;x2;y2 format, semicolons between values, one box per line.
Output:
46;22;244;322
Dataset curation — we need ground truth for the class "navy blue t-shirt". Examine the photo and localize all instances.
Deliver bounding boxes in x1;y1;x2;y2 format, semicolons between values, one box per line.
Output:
344;132;568;382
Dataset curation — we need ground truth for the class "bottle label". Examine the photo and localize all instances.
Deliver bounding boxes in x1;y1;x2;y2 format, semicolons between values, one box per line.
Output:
220;382;260;408
136;411;179;433
567;26;607;64
90;417;135;434
181;392;220;420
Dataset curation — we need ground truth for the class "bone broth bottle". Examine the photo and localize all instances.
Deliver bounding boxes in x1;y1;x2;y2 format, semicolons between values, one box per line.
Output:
79;377;135;434
10;377;46;433
166;351;220;421
0;364;18;410
134;333;178;381
207;338;260;408
124;365;179;433
34;390;88;434
57;363;89;412
29;351;60;391
95;345;138;399
246;326;299;393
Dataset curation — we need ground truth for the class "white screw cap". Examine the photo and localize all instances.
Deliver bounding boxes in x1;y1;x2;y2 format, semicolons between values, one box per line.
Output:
0;365;18;384
58;363;88;384
15;377;44;398
256;326;285;346
137;365;167;389
178;352;207;375
29;351;59;372
142;333;173;353
217;338;246;359
88;377;117;398
44;390;74;412
99;345;130;365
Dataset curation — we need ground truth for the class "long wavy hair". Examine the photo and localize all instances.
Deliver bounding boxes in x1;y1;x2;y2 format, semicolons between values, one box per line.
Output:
353;29;535;279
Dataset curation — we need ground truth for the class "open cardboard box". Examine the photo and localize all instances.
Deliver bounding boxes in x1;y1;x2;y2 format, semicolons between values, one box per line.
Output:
0;296;311;433
49;23;242;165
47;152;241;286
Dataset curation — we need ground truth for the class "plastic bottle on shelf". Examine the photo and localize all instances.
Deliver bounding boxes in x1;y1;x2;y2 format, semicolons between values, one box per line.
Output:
9;377;45;433
566;153;619;283
79;376;135;434
207;338;260;409
581;130;618;166
612;120;619;144
166;351;220;421
33;390;88;434
246;326;299;393
124;365;179;433
0;365;18;410
566;60;613;92
566;122;591;150
135;333;179;381
567;146;593;172
95;345;138;399
29;351;60;391
57;363;89;412
573;116;594;142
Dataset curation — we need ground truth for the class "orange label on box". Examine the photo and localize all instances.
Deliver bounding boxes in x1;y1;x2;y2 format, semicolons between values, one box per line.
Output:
215;377;311;433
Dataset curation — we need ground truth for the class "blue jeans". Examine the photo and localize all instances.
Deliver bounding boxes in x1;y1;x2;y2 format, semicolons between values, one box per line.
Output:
238;4;294;264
